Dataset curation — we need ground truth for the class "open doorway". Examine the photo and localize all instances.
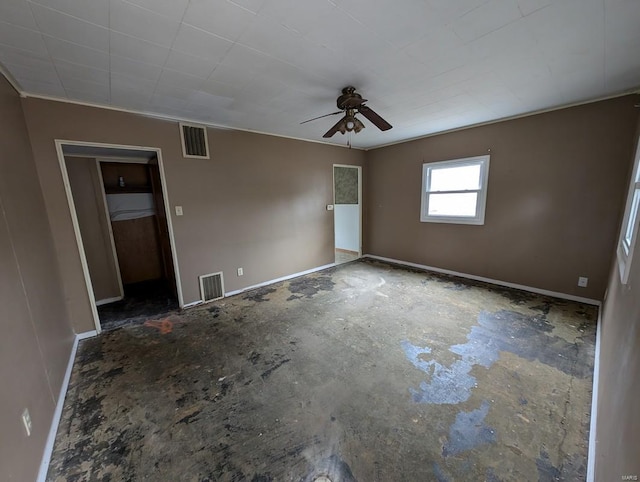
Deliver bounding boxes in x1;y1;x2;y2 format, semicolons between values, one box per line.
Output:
57;141;182;333
333;164;362;264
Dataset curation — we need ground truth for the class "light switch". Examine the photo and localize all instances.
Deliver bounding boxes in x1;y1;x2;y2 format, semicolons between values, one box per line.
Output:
175;206;183;216
326;204;334;211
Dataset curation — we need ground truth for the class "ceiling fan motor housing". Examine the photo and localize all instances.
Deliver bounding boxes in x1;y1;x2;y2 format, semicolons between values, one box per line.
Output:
337;86;367;110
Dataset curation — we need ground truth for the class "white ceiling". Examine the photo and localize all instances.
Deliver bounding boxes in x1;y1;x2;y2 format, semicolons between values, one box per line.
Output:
1;0;639;149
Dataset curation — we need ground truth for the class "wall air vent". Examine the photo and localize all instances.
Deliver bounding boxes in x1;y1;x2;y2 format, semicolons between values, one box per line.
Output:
180;122;210;159
199;271;224;303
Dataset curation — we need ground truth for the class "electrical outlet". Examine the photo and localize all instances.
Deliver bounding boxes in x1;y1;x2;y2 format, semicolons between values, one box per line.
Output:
237;268;243;276
578;276;588;288
21;408;32;436
175;206;183;216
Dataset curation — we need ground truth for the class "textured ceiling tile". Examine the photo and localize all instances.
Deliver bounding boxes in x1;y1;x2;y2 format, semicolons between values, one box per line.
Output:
61;76;109;97
157;68;206;91
214;43;272;74
403;24;465;65
0;20;48;54
43;35;110;70
120;0;189;19
29;0;109;27
183;0;256;42
109;31;170;66
423;0;492;23
4;61;59;84
30;3;109;52
208;62;257;88
187;89;234;110
199;78;244;100
239;77;288;105
334;0;440;48
525;0;603;49
110;71;157;92
515;0;552;16
66;87;110;103
1;0;38;30
228;0;267;15
285;41;363;85
258;0;336;37
110;73;156;105
110;0;181;48
451;0;523;43
164;50;218;79
604;0;640;49
110;54;162;81
0;44;50;70
17;77;66;96
171;24;233;61
604;50;640;92
237;15;305;64
55;59;109;86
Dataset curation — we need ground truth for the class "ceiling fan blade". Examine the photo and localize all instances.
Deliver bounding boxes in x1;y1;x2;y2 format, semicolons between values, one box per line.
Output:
358;105;392;131
300;111;343;125
323;116;346;138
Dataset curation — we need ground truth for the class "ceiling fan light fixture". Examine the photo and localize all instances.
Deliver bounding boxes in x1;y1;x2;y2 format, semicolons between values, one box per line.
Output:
353;117;365;133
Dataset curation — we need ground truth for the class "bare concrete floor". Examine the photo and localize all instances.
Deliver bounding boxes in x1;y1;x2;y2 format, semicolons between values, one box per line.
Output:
47;260;597;481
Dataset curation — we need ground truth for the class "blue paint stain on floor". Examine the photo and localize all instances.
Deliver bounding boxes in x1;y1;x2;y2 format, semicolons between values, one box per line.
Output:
402;307;591;405
442;401;496;457
432;462;451;482
401;338;492;405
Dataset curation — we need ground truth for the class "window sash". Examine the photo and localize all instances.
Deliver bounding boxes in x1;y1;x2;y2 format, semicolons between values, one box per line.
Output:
617;141;640;284
421;156;490;225
623;188;640;253
427;192;479;217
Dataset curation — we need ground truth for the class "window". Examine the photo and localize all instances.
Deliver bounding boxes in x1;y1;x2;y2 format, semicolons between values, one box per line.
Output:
617;139;640;284
421;155;490;225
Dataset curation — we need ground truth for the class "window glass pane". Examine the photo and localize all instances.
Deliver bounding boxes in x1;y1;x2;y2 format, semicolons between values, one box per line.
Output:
429;164;481;192
428;192;478;217
624;189;640;246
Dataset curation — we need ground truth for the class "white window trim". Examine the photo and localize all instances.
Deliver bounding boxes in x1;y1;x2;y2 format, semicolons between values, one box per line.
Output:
617;138;640;284
420;155;490;225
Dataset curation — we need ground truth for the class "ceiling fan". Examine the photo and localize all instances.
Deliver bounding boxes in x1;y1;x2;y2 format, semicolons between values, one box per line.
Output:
301;86;392;138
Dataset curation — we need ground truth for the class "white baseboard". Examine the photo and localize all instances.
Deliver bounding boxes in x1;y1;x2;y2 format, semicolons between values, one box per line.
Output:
95;296;122;306
364;254;602;306
225;263;336;297
76;330;98;340
587;307;603;481
183;262;338;307
37;330;98;482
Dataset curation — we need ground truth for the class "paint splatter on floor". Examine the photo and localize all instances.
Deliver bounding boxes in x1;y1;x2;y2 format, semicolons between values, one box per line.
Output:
47;259;597;481
442;401;496;456
143;316;175;334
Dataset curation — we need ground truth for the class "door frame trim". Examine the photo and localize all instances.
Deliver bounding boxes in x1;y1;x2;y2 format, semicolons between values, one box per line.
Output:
55;140;184;334
333;164;362;258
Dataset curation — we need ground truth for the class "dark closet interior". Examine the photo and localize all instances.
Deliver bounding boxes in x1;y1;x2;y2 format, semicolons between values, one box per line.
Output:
98;161;178;329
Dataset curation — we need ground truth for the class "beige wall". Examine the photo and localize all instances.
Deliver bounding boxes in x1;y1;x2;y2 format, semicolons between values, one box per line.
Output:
0;78;74;480
365;96;639;300
66;157;121;302
595;121;640;479
20;98;366;332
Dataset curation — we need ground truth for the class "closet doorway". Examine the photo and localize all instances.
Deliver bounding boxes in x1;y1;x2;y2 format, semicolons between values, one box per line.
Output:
96;159;177;329
59;142;181;333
